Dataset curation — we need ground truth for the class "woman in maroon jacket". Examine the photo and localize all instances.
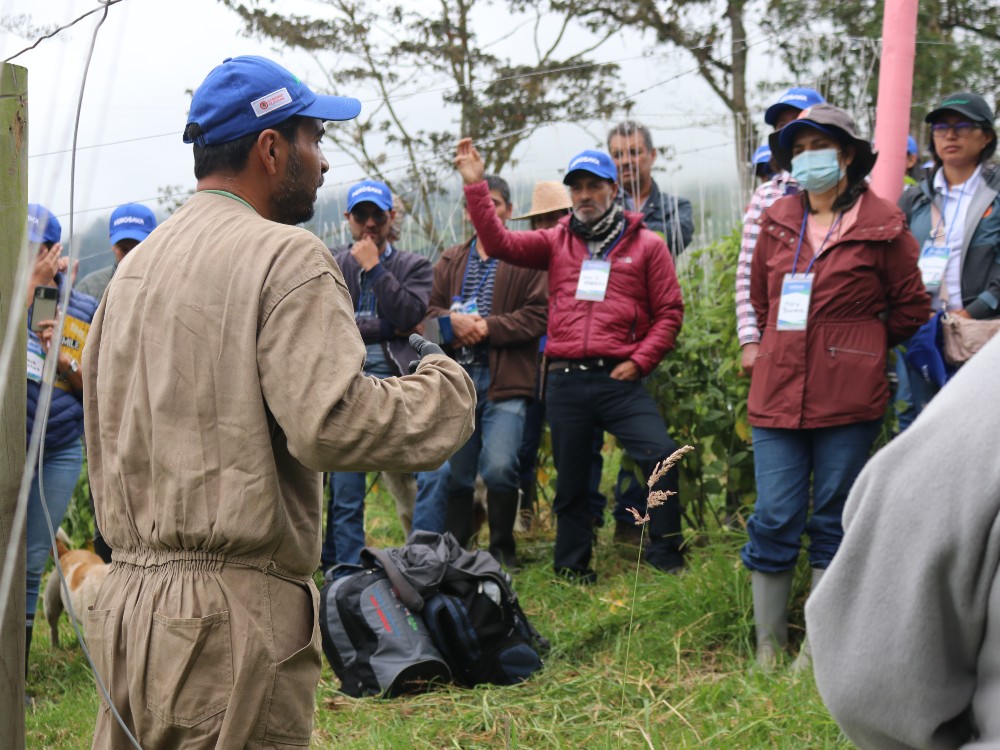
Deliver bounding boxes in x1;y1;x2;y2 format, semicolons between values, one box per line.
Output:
743;105;929;670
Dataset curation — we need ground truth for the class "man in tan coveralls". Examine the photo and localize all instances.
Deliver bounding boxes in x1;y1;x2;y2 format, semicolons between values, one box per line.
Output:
82;56;475;749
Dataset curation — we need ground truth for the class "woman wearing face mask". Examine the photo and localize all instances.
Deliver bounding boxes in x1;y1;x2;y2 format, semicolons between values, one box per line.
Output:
896;92;998;429
742;104;930;671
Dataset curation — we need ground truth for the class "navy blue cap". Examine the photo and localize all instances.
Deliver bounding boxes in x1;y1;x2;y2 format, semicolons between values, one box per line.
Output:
764;87;826;126
346;180;393;211
185;56;362;147
27;204;61;245
563;150;617;184
109;203;157;245
753;144;772;165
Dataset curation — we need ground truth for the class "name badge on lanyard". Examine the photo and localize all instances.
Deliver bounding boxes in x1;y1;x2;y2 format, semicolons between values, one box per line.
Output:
776;211;840;332
27;336;45;384
575;259;611;301
918;242;950;290
776;274;814;330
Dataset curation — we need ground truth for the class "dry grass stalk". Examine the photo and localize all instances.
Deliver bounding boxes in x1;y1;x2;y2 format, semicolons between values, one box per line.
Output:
627;444;695;522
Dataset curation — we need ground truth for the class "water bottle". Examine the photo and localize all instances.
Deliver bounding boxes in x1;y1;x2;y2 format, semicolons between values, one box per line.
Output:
449;295;473;364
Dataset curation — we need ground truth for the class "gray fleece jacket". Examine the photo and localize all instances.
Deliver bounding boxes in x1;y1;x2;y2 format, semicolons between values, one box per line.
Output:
806;333;1000;749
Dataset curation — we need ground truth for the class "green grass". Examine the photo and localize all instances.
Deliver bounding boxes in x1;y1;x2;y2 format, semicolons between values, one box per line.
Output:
26;451;851;749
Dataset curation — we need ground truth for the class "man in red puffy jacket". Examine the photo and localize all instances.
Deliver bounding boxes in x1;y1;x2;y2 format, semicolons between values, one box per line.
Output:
454;138;685;582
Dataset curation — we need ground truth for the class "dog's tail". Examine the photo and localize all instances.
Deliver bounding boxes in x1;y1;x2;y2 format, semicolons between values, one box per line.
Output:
55;527;72;559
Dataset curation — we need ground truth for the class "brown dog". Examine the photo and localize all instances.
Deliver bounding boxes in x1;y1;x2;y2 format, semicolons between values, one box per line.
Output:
43;530;109;647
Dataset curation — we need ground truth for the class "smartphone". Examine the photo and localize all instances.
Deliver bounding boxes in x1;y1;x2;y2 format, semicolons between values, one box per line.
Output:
30;286;58;333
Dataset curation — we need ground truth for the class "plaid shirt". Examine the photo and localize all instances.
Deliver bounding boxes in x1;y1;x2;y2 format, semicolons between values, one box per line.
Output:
736;172;798;345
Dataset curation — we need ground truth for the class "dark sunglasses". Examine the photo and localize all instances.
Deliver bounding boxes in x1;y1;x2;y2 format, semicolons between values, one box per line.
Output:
350;207;390;225
930;122;980;138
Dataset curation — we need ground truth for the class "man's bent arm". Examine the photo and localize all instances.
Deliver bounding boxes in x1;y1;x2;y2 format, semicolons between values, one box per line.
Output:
258;272;475;472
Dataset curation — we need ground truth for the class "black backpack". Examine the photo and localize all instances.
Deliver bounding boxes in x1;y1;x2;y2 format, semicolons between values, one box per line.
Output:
421;574;545;687
318;565;451;698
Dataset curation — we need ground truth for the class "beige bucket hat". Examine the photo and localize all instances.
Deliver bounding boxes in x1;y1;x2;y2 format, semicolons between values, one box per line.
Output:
513;181;572;221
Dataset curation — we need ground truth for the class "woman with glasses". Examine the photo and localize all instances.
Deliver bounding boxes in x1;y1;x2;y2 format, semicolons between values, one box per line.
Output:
744;105;929;670
896;92;999;428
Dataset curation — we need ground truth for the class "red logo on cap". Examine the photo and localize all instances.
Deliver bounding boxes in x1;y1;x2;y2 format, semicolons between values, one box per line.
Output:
259;101;268;110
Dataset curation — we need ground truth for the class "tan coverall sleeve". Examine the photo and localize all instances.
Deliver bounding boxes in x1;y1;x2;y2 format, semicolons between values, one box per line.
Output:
257;270;476;473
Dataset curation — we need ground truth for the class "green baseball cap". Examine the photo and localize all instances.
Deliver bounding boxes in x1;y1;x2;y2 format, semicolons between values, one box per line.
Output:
924;92;994;126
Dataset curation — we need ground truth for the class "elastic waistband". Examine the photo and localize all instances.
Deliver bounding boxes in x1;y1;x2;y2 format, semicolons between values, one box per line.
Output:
111;548;311;582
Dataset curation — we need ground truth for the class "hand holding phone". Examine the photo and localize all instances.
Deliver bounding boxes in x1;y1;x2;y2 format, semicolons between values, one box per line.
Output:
30;286;58;333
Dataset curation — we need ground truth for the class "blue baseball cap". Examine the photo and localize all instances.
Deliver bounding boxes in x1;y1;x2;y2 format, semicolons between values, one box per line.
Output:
752;144;772;165
346;180;393;211
27;204;61;245
764;87;826;126
184;56;362;147
906;135;918;155
563;150;617;184
109;203;157;245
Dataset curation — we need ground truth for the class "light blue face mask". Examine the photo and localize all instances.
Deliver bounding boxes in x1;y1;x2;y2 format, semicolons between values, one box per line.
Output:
791;148;844;193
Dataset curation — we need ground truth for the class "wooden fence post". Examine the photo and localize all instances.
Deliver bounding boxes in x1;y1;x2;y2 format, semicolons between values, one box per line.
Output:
0;61;29;749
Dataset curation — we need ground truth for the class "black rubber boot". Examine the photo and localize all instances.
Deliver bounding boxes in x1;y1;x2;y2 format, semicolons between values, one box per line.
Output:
486;490;520;570
445;491;475;548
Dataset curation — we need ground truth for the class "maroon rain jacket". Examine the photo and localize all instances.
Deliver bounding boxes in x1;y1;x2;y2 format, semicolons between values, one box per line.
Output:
749;189;930;429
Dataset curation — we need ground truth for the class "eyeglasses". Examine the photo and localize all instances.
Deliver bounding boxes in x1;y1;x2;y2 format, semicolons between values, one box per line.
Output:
930;122;980;138
349;208;390;225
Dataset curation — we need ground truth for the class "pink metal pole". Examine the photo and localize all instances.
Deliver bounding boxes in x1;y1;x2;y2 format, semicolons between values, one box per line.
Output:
869;0;919;202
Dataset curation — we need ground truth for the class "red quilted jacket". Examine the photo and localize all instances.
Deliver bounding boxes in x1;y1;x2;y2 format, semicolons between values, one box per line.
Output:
464;181;684;375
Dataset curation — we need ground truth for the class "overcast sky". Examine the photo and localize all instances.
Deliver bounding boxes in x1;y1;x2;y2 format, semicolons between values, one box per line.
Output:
2;0;798;241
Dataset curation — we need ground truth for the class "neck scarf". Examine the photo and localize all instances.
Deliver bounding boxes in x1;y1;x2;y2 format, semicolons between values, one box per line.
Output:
570;203;625;259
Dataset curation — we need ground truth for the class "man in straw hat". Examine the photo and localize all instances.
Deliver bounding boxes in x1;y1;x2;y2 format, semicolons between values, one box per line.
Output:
514;180;573;230
83;56;474;748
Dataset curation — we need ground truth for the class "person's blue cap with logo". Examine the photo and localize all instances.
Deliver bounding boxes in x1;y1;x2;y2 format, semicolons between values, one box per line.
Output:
753;144;772;165
562;150;617;185
27;204;61;245
184;56;362;147
109;203;157;245
347;180;393;211
764;87;826;127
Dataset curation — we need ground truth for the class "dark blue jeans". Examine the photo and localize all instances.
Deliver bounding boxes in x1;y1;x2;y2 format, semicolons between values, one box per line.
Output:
741;419;881;573
448;365;526;496
545;369;680;575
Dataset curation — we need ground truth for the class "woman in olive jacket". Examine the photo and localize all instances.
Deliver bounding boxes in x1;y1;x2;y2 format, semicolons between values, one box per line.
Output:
743;104;930;670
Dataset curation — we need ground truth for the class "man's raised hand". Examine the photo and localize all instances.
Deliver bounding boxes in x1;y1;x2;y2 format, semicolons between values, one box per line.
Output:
454;138;485;185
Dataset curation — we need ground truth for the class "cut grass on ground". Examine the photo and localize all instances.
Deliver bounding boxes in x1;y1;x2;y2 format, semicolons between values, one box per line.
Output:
26;452;850;749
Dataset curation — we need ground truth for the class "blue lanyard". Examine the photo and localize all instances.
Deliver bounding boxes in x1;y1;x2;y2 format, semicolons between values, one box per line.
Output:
460;239;497;302
791;211;843;277
932;178;967;246
589;223;626;261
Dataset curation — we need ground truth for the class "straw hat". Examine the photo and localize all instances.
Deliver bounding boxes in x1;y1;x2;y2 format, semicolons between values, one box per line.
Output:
513;181;572;221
